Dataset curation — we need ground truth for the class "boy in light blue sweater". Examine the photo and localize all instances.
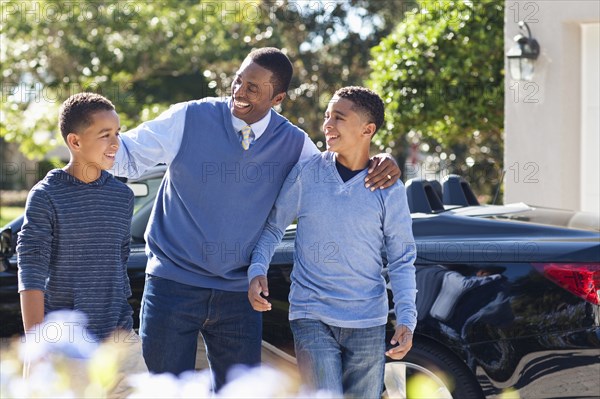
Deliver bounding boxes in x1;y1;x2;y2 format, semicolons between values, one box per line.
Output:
248;86;417;397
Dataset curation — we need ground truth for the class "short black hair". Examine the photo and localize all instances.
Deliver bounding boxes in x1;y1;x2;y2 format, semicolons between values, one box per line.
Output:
58;92;115;142
334;86;385;133
247;47;293;97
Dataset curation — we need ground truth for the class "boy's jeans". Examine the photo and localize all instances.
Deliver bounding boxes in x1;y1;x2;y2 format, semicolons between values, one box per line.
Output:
290;318;385;398
139;274;261;390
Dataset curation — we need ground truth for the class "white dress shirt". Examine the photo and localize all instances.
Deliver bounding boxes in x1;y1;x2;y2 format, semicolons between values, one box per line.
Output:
113;99;319;179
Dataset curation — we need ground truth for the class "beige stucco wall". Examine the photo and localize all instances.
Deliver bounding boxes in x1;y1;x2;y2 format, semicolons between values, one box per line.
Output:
504;0;600;210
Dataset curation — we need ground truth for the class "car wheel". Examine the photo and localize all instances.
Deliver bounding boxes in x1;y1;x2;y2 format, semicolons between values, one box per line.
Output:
383;339;484;399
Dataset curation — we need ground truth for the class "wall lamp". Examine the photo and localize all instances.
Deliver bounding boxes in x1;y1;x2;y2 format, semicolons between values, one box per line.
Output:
507;21;540;81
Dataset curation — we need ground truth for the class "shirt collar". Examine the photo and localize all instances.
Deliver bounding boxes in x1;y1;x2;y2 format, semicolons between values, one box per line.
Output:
230;102;272;140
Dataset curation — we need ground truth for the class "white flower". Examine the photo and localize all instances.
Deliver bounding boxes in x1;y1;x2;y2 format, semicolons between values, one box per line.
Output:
127;370;213;398
20;310;98;363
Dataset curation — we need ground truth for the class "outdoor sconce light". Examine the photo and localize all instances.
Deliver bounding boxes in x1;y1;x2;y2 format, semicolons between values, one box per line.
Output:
507;21;540;81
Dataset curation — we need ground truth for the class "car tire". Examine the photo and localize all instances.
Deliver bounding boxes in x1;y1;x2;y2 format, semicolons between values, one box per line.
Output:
384;338;484;399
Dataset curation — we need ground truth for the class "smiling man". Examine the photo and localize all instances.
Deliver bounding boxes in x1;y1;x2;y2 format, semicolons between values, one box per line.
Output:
112;48;401;390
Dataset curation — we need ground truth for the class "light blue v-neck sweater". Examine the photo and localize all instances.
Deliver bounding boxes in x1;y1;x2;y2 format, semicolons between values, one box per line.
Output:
249;152;418;331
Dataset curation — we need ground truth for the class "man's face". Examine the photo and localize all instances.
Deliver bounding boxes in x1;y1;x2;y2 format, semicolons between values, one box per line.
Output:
323;95;371;155
230;58;285;125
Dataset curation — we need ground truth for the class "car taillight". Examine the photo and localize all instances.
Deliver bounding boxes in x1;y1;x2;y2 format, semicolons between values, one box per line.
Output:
533;263;600;305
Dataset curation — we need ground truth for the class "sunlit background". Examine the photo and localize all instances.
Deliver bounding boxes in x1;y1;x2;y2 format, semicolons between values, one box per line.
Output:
1;0;506;224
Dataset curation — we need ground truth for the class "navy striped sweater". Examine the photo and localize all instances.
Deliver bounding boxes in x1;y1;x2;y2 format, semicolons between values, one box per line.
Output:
17;169;134;340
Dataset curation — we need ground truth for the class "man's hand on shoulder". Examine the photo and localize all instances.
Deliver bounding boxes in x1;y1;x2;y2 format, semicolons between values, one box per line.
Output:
248;275;271;312
365;154;401;191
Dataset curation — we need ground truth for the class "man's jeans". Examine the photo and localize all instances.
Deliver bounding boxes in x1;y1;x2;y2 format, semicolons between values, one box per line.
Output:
290;319;385;398
139;274;261;390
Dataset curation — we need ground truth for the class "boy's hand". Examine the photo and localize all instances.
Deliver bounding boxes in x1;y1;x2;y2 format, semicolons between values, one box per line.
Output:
365;154;401;191
248;275;272;312
385;325;413;360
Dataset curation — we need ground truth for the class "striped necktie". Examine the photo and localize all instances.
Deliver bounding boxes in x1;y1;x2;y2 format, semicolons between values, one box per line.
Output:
240;125;254;150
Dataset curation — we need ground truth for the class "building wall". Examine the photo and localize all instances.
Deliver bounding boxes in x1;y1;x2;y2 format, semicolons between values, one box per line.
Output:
580;23;599;212
504;0;600;211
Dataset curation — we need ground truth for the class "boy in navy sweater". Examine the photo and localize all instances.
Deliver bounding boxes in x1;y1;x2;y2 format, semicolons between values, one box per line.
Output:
248;87;417;397
18;93;146;397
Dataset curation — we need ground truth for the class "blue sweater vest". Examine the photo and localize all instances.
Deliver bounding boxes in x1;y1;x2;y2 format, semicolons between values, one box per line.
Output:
145;98;306;291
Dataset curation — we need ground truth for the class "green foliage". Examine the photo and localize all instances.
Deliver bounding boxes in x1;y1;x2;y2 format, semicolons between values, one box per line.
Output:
246;0;417;146
0;206;24;227
1;0;258;158
1;0;413;159
2;0;504;200
369;0;504;201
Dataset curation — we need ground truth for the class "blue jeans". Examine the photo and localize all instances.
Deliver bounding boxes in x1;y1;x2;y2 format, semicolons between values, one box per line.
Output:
290;319;385;398
139;274;261;390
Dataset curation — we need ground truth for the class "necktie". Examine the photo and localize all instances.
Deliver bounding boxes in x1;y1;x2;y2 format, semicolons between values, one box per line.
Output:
240;125;254;150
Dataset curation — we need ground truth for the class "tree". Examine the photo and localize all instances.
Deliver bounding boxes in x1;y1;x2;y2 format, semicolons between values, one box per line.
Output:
369;0;505;201
1;0;413;161
214;0;416;148
0;0;260;158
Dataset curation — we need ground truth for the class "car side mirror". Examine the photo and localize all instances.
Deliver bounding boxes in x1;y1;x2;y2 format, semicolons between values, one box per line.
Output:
128;183;149;197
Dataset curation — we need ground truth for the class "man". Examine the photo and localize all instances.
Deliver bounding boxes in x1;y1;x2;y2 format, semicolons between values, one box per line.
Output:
113;47;400;390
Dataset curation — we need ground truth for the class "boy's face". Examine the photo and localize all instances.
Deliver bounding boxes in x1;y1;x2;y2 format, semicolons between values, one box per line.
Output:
323;95;373;154
67;109;120;171
231;58;286;125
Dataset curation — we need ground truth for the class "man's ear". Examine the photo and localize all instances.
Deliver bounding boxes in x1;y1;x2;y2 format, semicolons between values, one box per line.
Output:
66;133;81;151
272;92;286;107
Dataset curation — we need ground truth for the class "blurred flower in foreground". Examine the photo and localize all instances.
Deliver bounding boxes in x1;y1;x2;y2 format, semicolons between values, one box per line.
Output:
21;310;98;361
127;371;213;399
1;310;109;398
499;387;521;399
1;310;334;399
127;364;337;398
3;310;148;397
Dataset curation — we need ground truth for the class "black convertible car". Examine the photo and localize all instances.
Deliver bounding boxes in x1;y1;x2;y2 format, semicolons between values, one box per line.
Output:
1;165;599;398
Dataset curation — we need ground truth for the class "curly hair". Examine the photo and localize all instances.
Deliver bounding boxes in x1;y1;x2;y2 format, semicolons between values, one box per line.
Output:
333;86;385;133
247;47;293;97
58;92;115;142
